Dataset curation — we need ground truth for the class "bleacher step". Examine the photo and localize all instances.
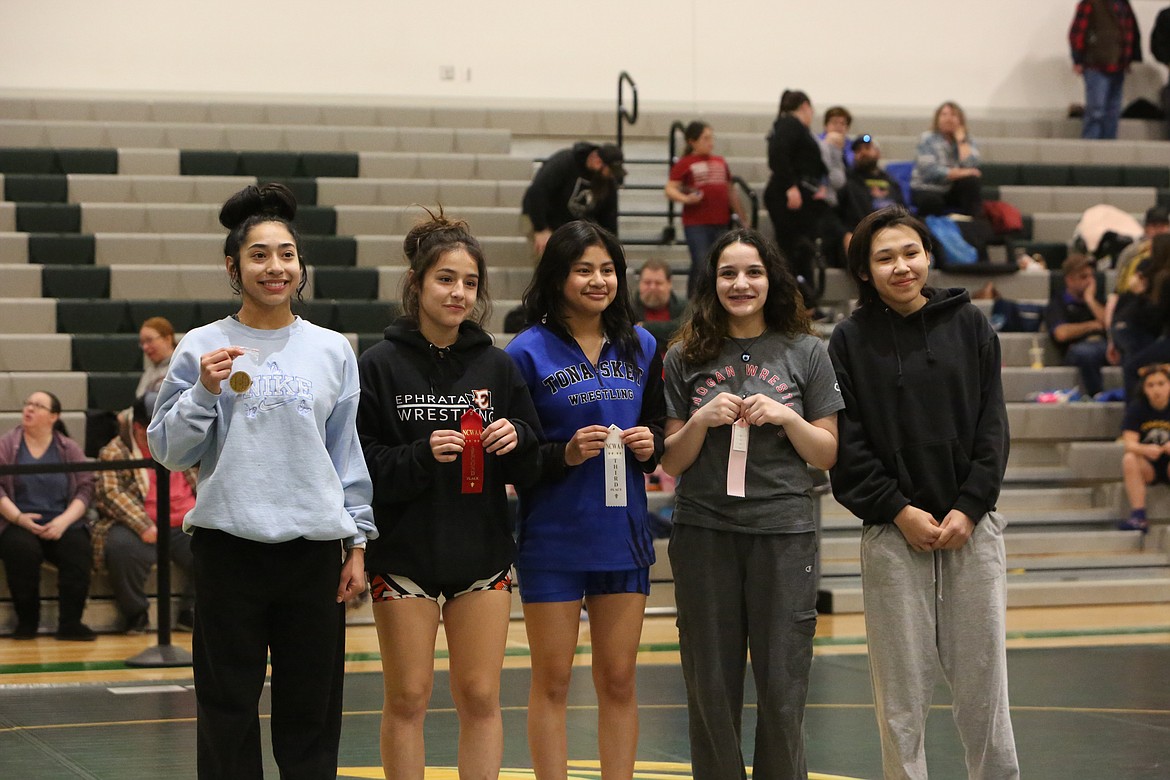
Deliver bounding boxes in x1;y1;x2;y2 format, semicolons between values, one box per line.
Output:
821;550;1169;578
818;568;1170;614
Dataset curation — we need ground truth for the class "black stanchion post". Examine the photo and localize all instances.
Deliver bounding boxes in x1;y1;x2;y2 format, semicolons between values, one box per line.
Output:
155;460;172;646
126;460;192;667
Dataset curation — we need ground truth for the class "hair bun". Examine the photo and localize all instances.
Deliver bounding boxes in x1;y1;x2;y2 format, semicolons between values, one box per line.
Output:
218;183;298;231
403;205;471;261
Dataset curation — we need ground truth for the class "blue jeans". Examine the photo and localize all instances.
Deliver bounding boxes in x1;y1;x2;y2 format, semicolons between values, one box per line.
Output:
684;223;726;298
1065;338;1109;396
1082;69;1124;140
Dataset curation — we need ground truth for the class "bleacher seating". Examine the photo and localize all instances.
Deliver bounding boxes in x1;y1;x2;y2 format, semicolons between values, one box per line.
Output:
1;94;1168;631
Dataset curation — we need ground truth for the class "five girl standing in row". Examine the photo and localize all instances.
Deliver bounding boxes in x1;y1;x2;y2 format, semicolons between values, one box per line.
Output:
150;179;1015;777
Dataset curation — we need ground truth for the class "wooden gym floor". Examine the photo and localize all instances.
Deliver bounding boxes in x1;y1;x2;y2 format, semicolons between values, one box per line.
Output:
1;605;1168;778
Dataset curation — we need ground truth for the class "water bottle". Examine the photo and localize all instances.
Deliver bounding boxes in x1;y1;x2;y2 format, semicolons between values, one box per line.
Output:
1029;337;1044;370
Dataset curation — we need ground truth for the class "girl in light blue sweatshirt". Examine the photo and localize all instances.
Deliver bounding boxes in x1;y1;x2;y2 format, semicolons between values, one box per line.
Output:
148;183;375;780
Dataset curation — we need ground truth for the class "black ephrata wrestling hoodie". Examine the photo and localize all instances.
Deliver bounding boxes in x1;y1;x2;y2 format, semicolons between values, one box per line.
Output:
828;287;1009;526
357;319;542;583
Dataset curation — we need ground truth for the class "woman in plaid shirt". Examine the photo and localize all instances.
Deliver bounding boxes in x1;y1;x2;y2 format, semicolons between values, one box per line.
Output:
94;395;198;633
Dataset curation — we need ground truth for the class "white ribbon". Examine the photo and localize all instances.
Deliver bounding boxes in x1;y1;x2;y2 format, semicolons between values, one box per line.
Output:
604;424;627;507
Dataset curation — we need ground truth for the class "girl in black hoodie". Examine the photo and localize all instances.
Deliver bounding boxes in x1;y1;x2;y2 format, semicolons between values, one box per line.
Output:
357;210;541;779
828;206;1019;779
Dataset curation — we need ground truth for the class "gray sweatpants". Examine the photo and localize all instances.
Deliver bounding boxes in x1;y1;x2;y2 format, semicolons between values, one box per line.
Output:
670;523;818;780
105;523;195;622
861;511;1019;780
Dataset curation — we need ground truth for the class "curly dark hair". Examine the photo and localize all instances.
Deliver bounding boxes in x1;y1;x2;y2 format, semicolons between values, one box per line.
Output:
672;228;812;365
400;205;491;327
520;220;641;361
218;182;307;303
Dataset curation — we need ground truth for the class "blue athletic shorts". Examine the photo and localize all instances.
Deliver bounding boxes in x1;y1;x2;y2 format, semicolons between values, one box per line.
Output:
517;566;650;604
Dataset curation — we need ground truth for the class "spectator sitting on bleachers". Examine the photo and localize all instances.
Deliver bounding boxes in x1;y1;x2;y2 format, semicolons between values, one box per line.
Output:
1118;362;1170;532
0;391;95;640
817;105;854;170
1109;259;1163;390
1106;207;1170;365
838;134;907;247
631;258;687;360
1047;253;1109;398
1121;234;1170;399
136;316;177;398
816;106;850;209
521;141;625;258
94;395;196;634
909;102;982;217
1113;207;1170;289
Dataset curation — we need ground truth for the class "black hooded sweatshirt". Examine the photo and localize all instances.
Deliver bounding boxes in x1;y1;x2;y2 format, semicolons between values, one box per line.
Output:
828;287;1008;525
357;319;542;582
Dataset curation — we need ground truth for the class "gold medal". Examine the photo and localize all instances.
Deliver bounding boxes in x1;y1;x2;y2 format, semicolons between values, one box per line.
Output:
229;371;252;393
228;347;261;394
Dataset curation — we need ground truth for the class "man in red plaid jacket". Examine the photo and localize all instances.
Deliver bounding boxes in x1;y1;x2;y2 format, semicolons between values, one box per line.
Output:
1069;0;1142;139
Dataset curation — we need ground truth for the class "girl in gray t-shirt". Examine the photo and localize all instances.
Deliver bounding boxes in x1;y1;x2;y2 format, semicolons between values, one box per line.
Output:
661;228;843;778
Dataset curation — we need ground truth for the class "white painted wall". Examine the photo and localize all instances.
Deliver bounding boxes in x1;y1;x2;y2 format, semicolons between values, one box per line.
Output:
1;1;1167;114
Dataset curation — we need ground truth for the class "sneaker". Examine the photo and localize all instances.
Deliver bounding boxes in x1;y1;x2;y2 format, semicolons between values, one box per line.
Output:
55;623;97;642
1094;388;1126;403
175;609;195;632
1117;517;1150;533
121;611;149;635
12;623;37;640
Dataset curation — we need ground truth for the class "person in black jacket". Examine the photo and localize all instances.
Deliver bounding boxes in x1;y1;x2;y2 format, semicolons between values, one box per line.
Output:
357;209;542;780
522;141;626;257
1153;4;1170;139
763;89;831;282
828;206;1019;779
838;134;907;243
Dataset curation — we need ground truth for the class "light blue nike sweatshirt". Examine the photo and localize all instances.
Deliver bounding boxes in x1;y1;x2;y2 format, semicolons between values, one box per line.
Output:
147;316;376;547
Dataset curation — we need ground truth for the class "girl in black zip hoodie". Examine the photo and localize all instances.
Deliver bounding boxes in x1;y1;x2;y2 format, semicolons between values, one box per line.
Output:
828;206;1019;779
356;210;541;779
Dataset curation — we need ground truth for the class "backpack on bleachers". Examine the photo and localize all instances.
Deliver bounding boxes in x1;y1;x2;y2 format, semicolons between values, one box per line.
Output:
982;200;1024;235
925;215;978;267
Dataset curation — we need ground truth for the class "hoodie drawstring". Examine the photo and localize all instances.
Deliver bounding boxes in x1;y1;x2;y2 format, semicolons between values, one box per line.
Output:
933;549;944;603
885;307;937;388
885;312;905;388
920;315;936;365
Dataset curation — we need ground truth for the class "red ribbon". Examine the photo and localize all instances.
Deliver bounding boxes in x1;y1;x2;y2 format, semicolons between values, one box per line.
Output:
461;408;484;494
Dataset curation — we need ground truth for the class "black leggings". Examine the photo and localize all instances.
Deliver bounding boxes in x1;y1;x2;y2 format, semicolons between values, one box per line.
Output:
0;522;91;628
912;174;983;217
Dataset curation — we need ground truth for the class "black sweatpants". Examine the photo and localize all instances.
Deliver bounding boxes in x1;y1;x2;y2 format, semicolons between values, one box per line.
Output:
190;529;345;780
669;523;818;779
